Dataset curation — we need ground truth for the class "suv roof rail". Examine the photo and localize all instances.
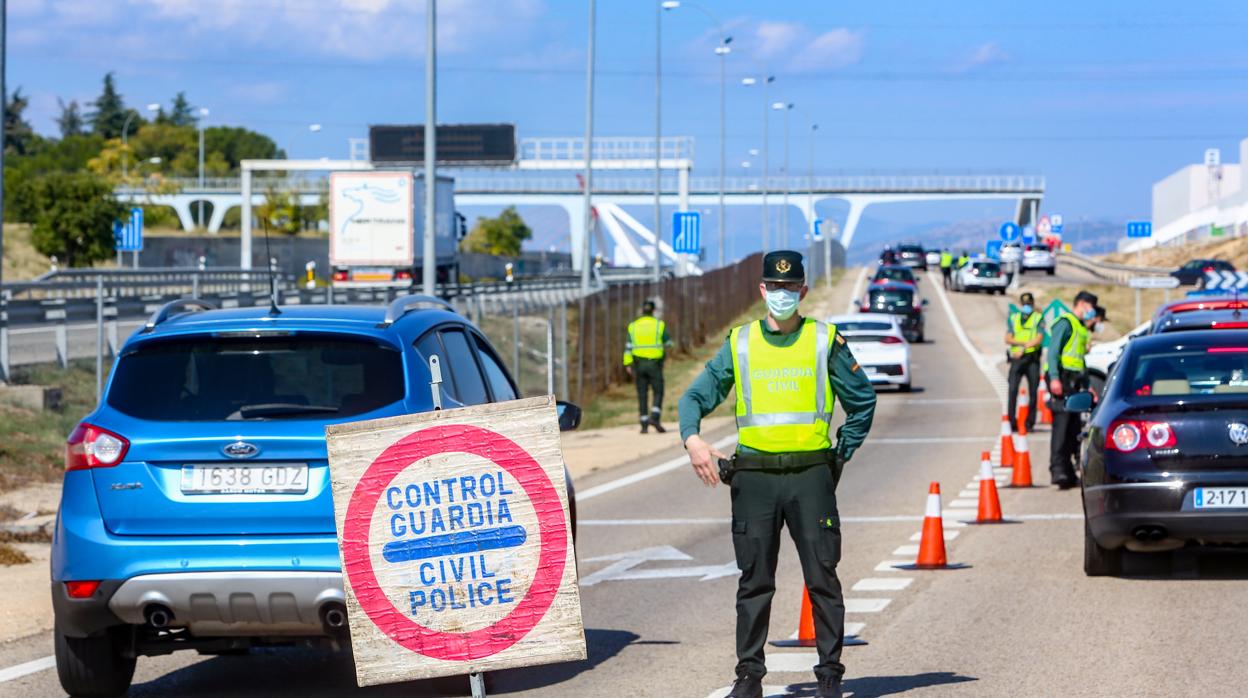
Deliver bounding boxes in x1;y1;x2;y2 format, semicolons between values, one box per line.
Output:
143;298;217;332
380;294;455;327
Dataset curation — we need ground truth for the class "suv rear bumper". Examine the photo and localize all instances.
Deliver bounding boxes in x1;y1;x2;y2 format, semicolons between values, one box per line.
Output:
54;571;345;638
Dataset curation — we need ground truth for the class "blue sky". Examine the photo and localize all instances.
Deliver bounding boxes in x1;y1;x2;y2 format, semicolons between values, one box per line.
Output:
10;0;1248;251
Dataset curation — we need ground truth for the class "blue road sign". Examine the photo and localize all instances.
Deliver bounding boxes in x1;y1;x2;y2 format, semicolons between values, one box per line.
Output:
114;207;144;252
1050;214;1064;234
986;240;1002;260
1126;221;1152;239
672;211;701;254
999;221;1020;242
812;218;824;242
1022;225;1036;245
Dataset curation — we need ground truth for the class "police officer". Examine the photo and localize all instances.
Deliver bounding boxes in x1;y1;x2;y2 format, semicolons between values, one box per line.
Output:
623;299;672;434
1046;290;1099;489
1005;292;1045;433
939;247;954;289
679;251;877;698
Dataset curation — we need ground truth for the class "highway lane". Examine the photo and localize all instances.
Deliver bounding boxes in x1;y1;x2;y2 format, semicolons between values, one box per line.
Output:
5;269;1247;697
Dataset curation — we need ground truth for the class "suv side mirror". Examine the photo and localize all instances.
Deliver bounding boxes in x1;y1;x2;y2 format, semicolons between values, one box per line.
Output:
557;401;582;432
1065;391;1095;413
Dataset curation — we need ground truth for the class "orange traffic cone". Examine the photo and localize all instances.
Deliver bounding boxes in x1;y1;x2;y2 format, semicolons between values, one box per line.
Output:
999;415;1016;467
1007;425;1036;488
964;451;1020;524
769;587;867;647
1016;386;1030;431
895;483;969;570
1038;383;1053;425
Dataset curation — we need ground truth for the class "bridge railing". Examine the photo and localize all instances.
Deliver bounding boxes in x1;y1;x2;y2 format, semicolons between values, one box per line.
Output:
519;136;695;162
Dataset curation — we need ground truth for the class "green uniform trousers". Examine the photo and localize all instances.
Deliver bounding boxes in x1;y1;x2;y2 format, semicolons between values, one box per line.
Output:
730;463;845;681
633;357;665;421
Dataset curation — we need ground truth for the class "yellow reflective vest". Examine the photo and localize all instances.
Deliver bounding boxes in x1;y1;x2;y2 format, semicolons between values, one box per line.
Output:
729;318;835;453
1009;312;1043;358
623;315;666;366
1058;311;1090;372
940;252;953;268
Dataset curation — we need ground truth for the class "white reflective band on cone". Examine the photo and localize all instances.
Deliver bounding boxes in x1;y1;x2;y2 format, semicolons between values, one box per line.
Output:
1020;393;1029;406
1012;433;1023;451
1016;435;1029;453
979;459;994;479
925;493;942;518
1000;420;1011;435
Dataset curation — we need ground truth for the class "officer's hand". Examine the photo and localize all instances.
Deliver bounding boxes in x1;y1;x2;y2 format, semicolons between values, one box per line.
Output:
625;366;633;379
1049;378;1063;397
685;434;726;487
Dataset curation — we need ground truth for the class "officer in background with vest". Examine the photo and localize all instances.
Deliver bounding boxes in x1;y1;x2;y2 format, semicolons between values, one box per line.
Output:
1005;292;1045;433
939;248;954;288
1046;290;1099;489
678;251;877;698
624;300;672;434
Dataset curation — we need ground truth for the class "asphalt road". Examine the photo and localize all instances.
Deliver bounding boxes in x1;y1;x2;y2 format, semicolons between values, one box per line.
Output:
4;267;1248;697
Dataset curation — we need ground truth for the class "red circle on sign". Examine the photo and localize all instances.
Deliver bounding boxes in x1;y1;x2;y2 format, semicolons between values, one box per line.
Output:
342;423;569;661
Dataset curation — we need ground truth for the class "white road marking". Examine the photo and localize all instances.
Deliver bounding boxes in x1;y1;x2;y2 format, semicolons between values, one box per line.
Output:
845;621;866;636
892;544;920;556
958;489;980;499
899;398;1001;405
852;577;914;591
706;686;793;698
0;655;55;684
929;276;1008;406
949;499;978;508
845;266;869;314
576;434;736;501
909;530;960;542
577;512;1079;527
765;652;821;674
874;560;911;572
845;598;892;613
580;518;732;526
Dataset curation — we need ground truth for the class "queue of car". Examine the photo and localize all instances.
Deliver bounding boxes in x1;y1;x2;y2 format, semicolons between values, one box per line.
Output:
1068;266;1248;576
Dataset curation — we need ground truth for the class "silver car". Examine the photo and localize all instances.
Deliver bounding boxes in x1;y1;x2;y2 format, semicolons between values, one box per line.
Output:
955;259;1009;294
1020;244;1056;275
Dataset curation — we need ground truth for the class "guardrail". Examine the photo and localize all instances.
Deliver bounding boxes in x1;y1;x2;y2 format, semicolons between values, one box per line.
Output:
1057;250;1171;285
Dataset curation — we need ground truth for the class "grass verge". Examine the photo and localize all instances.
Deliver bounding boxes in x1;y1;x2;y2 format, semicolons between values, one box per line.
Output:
579;270;845;431
0;360;102;493
1017;281;1172;340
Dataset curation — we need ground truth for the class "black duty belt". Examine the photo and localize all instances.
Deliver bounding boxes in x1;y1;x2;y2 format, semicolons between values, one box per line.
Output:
718;450;837;486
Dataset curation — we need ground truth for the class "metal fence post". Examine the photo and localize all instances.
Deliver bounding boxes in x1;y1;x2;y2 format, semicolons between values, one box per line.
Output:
96;278;104;401
512;298;521;378
106;295;119;359
0;291;9;384
48;301;68;369
546;309;555;396
559;303;569;400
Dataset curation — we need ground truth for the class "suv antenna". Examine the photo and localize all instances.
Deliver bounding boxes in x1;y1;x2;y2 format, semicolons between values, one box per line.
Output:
262;217;282;317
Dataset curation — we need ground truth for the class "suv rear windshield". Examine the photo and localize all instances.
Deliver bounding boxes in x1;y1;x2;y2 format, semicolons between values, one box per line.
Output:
108;336;405;421
1126;346;1248;397
874;268;913;282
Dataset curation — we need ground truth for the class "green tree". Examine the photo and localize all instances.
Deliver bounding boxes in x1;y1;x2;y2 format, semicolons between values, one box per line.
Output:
56;98;85;137
256;188;301;235
166;92;197;128
204;126;282;171
5;88;38;155
17;172;125;266
88;72;131;139
460;206;532;257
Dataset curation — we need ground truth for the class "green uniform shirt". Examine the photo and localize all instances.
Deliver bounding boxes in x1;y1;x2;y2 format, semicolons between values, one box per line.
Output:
1047;316;1074;377
678;317;877;461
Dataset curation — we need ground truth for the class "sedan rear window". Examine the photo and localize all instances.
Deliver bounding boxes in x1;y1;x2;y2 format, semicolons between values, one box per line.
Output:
109;336;405;420
972;263;1000;275
868;290;914;308
837;321;893;331
1126;348;1248;396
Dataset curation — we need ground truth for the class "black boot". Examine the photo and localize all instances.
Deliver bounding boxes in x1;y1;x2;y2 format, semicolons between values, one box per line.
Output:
725;676;763;698
817;675;843;698
649;411;667;433
639;417;648;434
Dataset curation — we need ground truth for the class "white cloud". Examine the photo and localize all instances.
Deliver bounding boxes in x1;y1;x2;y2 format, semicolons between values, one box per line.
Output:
788;29;865;72
226;80;290;106
754;20;805;60
958;41;1010;72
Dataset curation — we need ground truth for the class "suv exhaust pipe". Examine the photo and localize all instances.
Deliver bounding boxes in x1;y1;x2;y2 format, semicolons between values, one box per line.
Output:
321;602;348;633
145;604;174;629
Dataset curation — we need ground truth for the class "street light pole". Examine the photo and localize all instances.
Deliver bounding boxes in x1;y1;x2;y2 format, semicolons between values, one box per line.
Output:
580;0;596;296
422;0;438;296
654;1;678;282
197;107;208;230
773;101;792;248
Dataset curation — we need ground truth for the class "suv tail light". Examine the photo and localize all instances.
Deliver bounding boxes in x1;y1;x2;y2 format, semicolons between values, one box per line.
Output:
65;580;101;599
1107;420;1175;452
66;423;130;471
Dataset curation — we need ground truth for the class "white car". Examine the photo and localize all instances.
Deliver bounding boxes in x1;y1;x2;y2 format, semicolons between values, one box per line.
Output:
829;313;912;391
1019;244;1056;275
1085;321;1151;381
999;243;1023;265
954;258;1009;294
925;249;943;267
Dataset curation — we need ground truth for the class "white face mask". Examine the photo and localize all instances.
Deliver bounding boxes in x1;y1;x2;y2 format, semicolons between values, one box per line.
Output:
766;288;801;320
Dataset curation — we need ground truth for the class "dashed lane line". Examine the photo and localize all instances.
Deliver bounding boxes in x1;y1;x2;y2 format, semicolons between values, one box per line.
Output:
851;577;914;592
908;530;959;542
845;598;892;613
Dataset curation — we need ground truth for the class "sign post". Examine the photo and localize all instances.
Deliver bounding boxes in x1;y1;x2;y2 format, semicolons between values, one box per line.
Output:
113;207;144;268
1129;275;1181;325
326;395;585;689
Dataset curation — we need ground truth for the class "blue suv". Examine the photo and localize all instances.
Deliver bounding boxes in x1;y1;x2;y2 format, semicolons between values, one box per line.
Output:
51;296;579;697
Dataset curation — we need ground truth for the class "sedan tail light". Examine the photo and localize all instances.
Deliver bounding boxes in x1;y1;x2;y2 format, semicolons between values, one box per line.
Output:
66;423;130;471
1106;419;1176;452
879;335;904;344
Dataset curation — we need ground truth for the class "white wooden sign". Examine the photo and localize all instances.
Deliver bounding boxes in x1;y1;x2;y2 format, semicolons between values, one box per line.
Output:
326;395;585;687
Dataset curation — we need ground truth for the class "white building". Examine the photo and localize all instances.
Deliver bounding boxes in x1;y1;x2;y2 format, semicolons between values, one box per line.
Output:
1132;139;1248;251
